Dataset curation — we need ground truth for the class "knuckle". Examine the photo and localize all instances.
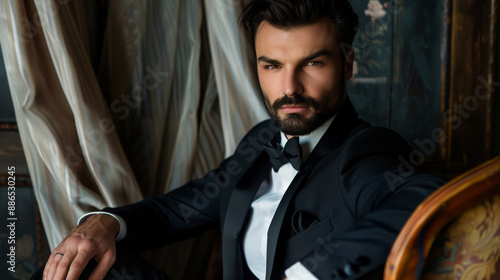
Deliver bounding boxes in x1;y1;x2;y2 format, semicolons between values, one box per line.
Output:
77;248;91;260
73;238;98;255
79;238;94;249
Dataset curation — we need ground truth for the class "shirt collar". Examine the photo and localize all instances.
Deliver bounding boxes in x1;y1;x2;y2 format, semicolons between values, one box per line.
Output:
280;115;336;161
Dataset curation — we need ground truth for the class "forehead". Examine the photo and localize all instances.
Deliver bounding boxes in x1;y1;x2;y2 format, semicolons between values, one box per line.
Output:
254;18;339;58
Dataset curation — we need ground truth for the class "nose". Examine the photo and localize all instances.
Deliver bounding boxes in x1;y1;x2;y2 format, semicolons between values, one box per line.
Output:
281;68;304;96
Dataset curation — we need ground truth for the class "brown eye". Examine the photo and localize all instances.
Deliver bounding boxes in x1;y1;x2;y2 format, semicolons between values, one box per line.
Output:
265;65;279;70
307;61;322;66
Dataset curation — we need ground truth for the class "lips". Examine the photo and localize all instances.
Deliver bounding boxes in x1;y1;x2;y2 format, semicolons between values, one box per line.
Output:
281;105;309;114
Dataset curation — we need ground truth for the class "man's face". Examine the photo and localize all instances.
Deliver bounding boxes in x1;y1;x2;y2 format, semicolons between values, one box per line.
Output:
255;18;354;137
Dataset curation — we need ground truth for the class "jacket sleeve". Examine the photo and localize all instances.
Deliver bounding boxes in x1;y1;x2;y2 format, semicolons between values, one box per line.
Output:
103;160;230;251
297;127;445;279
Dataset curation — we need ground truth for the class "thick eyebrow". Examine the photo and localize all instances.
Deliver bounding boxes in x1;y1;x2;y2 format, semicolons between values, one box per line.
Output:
300;50;333;63
257;56;281;65
257;49;334;65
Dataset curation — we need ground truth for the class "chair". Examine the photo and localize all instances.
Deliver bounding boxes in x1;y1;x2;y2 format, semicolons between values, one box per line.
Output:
384;156;500;280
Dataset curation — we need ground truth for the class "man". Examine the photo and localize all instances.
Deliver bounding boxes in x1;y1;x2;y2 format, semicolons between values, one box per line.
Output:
39;0;444;279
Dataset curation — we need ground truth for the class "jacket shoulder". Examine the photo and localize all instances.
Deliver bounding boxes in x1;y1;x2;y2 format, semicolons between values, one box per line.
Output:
341;126;412;161
236;119;280;147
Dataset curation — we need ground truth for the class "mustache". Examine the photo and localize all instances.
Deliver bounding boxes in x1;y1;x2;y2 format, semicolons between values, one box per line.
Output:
272;94;319;111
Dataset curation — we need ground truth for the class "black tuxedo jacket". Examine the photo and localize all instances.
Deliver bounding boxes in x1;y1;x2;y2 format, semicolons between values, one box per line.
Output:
105;98;444;279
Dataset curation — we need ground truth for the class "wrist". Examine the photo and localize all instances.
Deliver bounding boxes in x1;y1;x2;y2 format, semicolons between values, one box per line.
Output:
81;214;120;238
79;211;126;240
99;214;120;237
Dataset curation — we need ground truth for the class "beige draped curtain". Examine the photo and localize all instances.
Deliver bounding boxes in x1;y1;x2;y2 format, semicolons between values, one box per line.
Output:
0;0;267;277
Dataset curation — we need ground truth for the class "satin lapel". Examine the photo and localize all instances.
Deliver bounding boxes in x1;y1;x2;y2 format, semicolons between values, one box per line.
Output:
222;152;272;279
265;98;362;280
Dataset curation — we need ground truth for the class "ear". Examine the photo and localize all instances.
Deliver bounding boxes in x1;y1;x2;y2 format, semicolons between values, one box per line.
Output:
344;48;355;81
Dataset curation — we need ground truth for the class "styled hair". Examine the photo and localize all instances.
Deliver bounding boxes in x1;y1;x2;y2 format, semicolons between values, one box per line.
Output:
239;0;359;52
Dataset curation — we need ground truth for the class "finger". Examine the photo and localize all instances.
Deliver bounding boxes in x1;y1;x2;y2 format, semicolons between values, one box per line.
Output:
44;252;64;280
64;249;102;280
53;249;78;280
88;251;116;280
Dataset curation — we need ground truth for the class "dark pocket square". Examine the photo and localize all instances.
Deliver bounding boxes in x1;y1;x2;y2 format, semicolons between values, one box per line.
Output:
292;210;320;234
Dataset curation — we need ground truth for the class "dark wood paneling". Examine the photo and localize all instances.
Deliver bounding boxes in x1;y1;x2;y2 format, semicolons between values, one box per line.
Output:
443;0;498;173
494;6;500;157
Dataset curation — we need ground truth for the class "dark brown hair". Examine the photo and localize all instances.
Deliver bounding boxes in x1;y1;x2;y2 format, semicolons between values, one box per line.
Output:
239;0;359;53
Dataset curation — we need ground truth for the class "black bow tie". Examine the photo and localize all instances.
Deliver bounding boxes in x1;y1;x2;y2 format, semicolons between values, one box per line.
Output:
263;137;303;172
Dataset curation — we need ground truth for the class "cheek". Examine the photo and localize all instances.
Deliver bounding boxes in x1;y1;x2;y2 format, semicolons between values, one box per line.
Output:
305;70;340;101
258;70;280;101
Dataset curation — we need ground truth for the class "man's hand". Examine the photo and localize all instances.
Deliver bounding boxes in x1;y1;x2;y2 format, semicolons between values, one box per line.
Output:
43;214;120;280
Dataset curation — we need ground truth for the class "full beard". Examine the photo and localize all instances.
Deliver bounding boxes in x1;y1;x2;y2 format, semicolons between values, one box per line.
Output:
263;91;342;136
